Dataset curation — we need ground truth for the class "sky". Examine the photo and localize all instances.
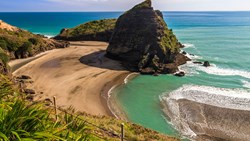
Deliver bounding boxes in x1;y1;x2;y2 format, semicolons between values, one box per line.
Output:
0;0;250;12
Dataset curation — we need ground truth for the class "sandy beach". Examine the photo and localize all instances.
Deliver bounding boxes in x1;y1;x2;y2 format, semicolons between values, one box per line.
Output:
11;41;129;116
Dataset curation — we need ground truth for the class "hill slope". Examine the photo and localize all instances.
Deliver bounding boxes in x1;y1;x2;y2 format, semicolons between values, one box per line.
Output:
54;19;116;42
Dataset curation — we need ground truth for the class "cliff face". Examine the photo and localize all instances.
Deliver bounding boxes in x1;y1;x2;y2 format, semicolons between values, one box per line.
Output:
54;19;116;42
106;0;189;74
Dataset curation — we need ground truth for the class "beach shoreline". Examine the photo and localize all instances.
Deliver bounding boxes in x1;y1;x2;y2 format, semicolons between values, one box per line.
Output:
102;72;139;120
11;41;131;117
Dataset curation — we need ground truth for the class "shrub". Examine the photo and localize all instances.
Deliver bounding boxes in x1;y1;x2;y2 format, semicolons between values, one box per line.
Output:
0;52;9;65
0;40;7;50
21;41;32;52
28;38;39;45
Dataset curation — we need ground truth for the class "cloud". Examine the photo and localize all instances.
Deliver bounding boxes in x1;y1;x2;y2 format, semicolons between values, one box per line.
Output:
47;0;107;3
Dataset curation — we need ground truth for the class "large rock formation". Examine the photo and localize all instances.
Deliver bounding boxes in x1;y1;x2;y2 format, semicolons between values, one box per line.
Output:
54;19;116;42
106;0;189;74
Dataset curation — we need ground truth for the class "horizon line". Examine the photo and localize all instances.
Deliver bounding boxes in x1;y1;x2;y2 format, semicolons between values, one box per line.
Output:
0;10;250;13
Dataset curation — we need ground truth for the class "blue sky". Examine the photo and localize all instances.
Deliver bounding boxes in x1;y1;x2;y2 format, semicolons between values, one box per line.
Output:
1;0;250;12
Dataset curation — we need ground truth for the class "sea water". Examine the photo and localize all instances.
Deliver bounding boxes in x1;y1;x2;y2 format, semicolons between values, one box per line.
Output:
1;12;250;138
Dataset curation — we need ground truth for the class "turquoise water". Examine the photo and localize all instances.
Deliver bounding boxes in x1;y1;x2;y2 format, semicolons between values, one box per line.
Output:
115;12;250;137
1;12;250;138
0;12;121;37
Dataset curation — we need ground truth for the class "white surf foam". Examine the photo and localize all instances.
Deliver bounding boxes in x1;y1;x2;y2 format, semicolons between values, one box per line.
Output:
34;32;54;38
197;64;250;79
242;80;250;89
183;43;195;48
124;73;138;84
160;85;250;140
180;59;250;79
162;85;250;111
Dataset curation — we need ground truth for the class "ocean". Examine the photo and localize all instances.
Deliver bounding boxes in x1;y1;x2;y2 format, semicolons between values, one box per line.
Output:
1;12;250;139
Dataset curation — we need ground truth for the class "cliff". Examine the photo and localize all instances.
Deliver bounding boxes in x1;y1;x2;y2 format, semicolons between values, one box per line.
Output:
54;19;116;42
106;0;189;74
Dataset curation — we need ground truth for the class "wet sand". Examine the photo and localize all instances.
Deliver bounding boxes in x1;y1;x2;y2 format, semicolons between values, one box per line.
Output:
12;41;129;116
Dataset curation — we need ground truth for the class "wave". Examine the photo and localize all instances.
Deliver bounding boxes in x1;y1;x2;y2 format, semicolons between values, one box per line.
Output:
242;80;250;89
197;64;250;79
160;85;250;140
124;73;139;84
33;32;54;38
183;43;195;48
180;60;250;79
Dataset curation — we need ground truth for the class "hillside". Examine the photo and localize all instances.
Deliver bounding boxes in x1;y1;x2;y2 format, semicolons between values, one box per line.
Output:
54;19;116;42
0;73;179;140
0;21;179;140
0;20;68;74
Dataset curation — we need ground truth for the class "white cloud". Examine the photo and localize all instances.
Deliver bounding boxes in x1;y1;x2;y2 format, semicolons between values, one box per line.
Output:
47;0;107;2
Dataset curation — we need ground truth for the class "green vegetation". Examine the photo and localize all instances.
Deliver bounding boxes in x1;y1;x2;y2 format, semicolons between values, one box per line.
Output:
57;19;116;40
71;19;116;36
0;40;7;50
0;25;66;61
132;0;151;10
0;49;9;66
28;38;39;45
0;28;45;55
0;75;92;140
158;16;180;54
0;74;179;141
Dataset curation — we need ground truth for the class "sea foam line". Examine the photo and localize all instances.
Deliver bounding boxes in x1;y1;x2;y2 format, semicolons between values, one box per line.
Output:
160;85;250;140
180;60;250;79
183;43;195;48
197;64;250;79
242;80;250;89
161;85;250;110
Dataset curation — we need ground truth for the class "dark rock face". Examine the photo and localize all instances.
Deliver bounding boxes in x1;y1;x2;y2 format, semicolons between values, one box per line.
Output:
203;61;211;67
174;71;185;77
17;75;32;80
106;0;189;74
24;89;36;95
193;61;203;64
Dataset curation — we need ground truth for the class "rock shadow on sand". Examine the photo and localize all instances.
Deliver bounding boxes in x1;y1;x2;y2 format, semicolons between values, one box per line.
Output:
79;50;126;71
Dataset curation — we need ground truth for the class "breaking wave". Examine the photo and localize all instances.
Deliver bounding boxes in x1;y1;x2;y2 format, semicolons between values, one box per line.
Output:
183;43;195;48
180;60;250;79
160;85;250;141
242;80;250;89
197;64;250;79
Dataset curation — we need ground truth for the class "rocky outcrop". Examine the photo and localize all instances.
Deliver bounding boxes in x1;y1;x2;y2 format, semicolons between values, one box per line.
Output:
54;19;116;42
106;0;189;74
203;61;210;67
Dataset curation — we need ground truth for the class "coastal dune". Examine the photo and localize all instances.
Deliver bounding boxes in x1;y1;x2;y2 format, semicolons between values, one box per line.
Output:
161;85;250;141
12;41;129;116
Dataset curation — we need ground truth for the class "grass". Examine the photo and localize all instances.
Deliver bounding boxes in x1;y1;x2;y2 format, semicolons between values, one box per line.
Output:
0;74;94;140
131;0;151;10
60;19;116;38
0;74;179;141
0;26;64;60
